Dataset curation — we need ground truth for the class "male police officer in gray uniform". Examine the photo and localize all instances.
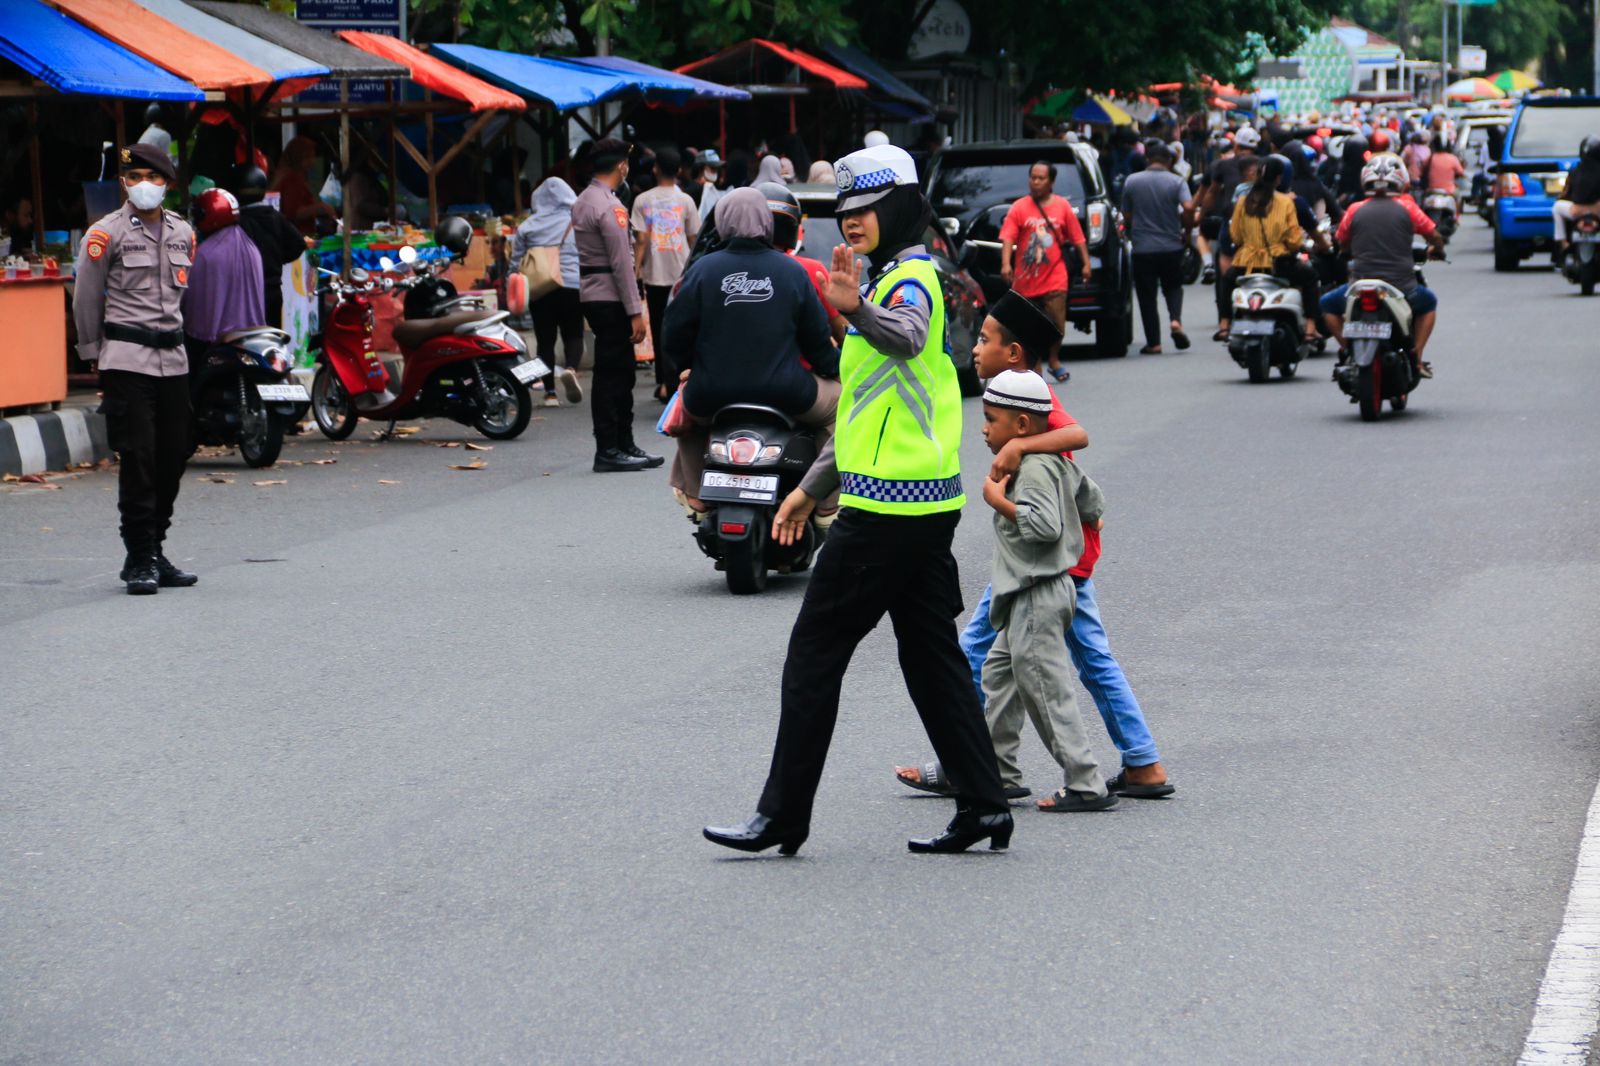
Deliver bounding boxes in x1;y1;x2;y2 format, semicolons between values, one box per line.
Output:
571;138;662;473
74;143;200;595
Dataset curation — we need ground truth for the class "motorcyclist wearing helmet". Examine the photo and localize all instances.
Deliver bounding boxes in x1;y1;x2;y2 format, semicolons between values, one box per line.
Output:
1553;136;1600;265
760;181;849;346
230;164;307;330
1318;153;1446;378
182;188;265;387
657;187;841;518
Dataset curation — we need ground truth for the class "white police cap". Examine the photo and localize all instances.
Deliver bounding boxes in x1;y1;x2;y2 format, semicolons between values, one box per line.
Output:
834;144;919;214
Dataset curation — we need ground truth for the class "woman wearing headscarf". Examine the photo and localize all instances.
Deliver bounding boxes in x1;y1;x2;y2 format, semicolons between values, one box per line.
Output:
658;187;839;515
807;160;834;184
512;177;585;406
1220;156;1317;342
703;146;1012;858
1282;139;1342;225
754;154;786;186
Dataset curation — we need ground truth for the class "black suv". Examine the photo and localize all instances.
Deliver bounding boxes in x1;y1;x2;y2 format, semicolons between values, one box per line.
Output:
925;141;1135;357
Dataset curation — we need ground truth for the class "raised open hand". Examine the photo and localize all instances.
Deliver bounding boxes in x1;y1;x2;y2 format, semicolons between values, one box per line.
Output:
826;244;863;314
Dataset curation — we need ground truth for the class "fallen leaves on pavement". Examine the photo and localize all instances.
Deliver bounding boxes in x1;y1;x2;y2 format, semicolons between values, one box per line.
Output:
464;442;492;451
378;479;400;485
448;461;486;471
253;479;287;486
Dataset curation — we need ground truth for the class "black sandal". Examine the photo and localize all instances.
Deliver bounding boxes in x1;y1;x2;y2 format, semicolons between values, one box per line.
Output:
1106;770;1176;799
1139;344;1162;355
896;762;1029;799
1171;327;1191;350
1037;787;1119;812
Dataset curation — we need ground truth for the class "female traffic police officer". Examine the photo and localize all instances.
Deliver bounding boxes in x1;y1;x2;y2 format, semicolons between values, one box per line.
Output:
703;145;1012;857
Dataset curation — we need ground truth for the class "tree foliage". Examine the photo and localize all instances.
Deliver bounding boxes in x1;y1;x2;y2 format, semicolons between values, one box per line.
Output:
1342;0;1587;78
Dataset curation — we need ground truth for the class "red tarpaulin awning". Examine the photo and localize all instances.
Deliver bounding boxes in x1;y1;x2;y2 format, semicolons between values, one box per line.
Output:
338;31;525;112
44;0;272;90
676;38;867;91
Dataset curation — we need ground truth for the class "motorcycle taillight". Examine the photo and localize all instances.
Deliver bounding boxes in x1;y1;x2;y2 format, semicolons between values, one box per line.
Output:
1248;293;1264;311
1579;217;1600;233
727;437;761;465
1359;290;1381;313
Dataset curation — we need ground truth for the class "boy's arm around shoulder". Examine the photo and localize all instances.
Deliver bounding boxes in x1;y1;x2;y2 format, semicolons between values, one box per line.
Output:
1069;463;1106;527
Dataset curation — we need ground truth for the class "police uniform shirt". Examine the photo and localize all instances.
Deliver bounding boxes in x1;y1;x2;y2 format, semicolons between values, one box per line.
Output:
73;202;195;376
571;179;643;315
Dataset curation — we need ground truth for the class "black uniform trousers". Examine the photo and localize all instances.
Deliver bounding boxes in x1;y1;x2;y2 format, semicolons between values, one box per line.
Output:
99;368;192;556
757;508;1009;829
580;300;637;452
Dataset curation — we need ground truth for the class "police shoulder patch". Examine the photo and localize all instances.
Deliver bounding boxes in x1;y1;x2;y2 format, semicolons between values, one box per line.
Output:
612;206;629;229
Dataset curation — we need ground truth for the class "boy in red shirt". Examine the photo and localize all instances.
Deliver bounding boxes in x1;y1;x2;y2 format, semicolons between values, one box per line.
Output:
895;291;1174;805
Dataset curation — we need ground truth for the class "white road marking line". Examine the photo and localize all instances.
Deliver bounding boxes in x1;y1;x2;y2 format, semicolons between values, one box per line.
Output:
1520;777;1600;1065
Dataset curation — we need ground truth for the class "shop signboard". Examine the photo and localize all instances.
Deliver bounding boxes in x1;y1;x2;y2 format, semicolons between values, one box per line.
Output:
908;0;971;60
296;0;403;103
1458;45;1488;71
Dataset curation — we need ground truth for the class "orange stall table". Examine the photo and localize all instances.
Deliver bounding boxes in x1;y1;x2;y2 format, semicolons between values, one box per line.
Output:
0;276;70;409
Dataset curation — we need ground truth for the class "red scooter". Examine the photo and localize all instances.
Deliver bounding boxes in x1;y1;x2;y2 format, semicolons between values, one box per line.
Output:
309;240;545;441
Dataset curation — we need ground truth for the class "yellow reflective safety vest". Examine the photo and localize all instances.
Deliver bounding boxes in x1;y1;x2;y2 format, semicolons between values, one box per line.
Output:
835;255;964;516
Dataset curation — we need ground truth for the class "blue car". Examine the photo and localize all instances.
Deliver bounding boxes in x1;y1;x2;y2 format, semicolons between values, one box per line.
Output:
1492;96;1600;271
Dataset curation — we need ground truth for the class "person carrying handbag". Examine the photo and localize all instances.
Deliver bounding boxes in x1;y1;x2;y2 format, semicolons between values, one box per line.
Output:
999;161;1090;382
512;177;585;408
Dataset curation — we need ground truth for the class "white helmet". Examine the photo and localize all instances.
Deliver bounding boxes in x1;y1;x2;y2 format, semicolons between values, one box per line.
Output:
1360;152;1408;195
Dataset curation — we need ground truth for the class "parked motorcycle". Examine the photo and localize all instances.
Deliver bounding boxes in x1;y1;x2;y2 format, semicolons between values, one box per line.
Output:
1422;190;1458;242
1562;210;1599;296
309;243;543;442
690;404;823;594
1227;273;1313;382
191;327;307;468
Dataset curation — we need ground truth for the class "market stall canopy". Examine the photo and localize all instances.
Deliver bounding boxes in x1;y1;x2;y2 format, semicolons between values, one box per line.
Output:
190;1;407;82
1445;77;1506;102
132;0;327;97
1489;70;1540;94
338;31;524;112
563;54;751;103
816;43;934;120
675;38;867;94
430;43;634;111
44;0;273;90
1072;93;1133;126
0;0;203;99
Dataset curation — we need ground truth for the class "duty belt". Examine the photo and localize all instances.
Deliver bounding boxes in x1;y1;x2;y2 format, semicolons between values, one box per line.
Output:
104;322;184;349
579;265;613;277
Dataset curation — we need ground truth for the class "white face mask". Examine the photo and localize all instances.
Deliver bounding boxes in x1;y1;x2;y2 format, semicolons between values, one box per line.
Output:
125;181;165;211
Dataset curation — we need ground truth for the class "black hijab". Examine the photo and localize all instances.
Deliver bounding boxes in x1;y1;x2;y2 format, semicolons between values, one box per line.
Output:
862;185;934;272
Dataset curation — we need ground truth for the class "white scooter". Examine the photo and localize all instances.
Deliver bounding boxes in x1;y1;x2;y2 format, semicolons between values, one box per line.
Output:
1227;272;1314;383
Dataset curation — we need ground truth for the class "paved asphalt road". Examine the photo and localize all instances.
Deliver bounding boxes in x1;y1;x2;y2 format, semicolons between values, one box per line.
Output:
4;220;1599;1065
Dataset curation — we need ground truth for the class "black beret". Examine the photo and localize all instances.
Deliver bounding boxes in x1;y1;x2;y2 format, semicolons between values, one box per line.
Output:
989;290;1063;363
119;142;177;185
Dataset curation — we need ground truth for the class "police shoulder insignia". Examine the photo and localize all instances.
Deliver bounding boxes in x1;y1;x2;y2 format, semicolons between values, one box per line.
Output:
887;282;921;308
612;206;629;229
85;228;110;260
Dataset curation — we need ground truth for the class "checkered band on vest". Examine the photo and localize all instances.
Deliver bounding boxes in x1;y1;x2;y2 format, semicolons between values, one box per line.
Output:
850;167;899;191
841;472;964;504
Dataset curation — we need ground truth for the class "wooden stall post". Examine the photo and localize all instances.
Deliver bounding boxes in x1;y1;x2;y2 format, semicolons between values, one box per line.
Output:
385;81;397;225
28;102;45;253
425;90;439;229
340;79;352;274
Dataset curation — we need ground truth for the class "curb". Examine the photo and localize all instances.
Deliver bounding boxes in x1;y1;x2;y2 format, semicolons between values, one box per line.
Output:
0;407;111;477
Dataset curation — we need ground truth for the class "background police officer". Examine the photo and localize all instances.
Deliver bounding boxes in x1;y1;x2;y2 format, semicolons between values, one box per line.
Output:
571;138;661;473
704;145;1011;857
74;143;199;595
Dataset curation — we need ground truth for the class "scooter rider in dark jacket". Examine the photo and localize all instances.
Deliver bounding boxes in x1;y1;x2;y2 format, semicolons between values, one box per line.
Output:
659;187;841;518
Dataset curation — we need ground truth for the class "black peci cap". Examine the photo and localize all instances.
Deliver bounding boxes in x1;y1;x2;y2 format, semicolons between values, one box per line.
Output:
989;290;1063;364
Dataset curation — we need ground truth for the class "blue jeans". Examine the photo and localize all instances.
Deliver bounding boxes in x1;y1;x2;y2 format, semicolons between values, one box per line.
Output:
960;578;1161;767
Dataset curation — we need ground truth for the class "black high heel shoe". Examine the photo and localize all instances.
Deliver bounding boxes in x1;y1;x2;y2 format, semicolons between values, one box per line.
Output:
703;815;808;856
907;806;1014;854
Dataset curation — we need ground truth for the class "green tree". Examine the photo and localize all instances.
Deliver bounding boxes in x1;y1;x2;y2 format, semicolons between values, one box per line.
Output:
1342;0;1583;75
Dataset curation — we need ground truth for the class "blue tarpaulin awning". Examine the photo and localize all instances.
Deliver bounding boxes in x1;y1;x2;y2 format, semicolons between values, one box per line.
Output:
563;54;751;103
429;43;635;111
817;43;934;120
0;0;203;99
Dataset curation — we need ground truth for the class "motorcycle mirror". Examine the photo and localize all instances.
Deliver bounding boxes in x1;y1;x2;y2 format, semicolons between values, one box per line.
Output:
350;267;370;285
939;217;961;237
399;246;418;264
378;256;395;273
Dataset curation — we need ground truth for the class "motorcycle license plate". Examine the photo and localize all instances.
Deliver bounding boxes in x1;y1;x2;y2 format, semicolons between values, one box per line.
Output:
700;471;780;503
1546;178;1568;196
1230;319;1274;336
1574;232;1600;243
510;358;551;384
255;384;310;402
1344;321;1392;340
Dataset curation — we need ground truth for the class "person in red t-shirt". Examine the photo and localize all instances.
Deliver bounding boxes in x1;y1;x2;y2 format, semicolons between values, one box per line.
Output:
894;291;1173;805
1000;162;1090;383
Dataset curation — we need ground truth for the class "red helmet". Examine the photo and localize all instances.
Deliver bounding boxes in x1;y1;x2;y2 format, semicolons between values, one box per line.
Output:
194;188;240;235
1306;134;1325;152
1368;129;1392;153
